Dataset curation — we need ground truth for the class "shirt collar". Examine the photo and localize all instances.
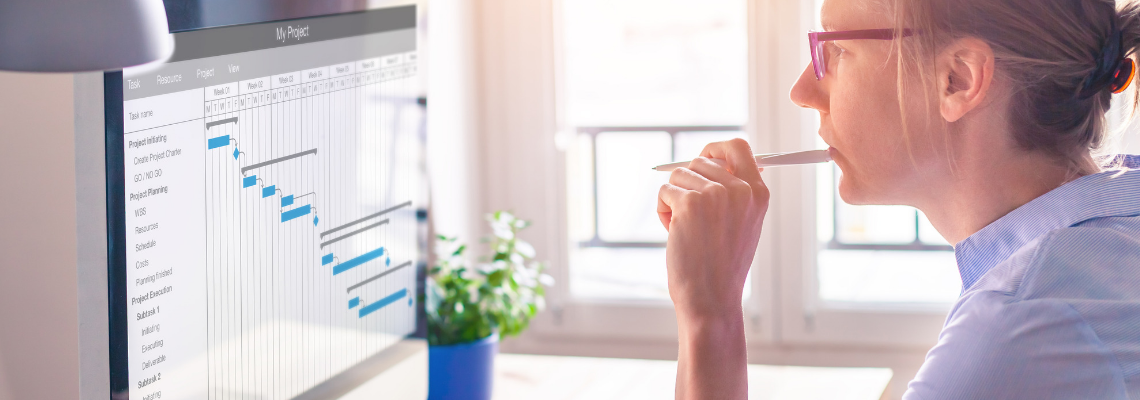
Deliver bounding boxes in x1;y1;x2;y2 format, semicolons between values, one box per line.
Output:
954;155;1140;290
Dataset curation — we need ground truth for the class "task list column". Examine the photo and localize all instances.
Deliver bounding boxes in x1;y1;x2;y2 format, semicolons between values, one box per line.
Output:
123;87;209;400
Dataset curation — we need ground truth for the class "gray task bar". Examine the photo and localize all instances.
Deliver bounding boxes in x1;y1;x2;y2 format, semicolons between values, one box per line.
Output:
320;219;390;248
241;149;317;174
320;201;412;238
346;261;412;293
205;117;239;130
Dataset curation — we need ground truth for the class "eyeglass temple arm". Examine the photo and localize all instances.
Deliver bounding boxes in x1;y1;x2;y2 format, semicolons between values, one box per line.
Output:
812;28;915;42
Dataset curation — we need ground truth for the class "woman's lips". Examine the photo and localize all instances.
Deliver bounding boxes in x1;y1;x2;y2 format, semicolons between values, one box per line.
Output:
827;146;838;160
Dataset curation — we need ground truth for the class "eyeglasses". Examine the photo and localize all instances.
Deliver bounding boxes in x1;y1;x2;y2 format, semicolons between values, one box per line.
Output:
809;29;916;80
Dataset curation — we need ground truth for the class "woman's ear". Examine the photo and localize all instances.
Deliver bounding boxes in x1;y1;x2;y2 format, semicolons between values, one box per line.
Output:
938;37;995;122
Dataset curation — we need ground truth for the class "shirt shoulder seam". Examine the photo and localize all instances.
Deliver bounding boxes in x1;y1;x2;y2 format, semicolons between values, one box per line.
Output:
1007;230;1061;302
959;231;1055;301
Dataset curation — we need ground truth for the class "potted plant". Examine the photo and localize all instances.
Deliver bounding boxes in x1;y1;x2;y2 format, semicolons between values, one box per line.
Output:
425;211;553;400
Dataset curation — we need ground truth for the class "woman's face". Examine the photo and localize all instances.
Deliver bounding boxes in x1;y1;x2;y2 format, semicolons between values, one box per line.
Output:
791;0;941;206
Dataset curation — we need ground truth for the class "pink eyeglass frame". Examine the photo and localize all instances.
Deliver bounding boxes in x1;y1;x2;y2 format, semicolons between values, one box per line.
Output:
809;29;917;80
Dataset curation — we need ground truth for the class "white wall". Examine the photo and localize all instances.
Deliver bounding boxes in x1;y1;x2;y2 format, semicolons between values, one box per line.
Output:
425;0;484;243
0;71;80;400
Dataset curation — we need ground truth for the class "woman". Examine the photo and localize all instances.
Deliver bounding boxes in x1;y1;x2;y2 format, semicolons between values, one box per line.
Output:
658;0;1140;398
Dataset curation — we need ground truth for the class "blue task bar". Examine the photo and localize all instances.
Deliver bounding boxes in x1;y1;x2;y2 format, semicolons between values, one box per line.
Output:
322;253;334;265
282;195;294;207
348;297;360;309
359;288;407;318
332;247;385;275
207;135;230;149
262;185;275;198
281;205;311;223
242;175;257;188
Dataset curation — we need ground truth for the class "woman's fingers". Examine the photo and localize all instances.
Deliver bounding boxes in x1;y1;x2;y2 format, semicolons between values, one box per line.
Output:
686;152;763;205
699;138;762;183
660;138;773;233
669;165;720;191
686;157;739;185
657;183;689;231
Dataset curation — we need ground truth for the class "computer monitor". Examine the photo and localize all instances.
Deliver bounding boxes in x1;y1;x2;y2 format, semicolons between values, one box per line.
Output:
103;5;426;399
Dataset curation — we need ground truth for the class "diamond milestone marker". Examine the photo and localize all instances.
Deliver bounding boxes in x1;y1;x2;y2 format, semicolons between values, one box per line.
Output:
313;216;319;226
233;149;239;159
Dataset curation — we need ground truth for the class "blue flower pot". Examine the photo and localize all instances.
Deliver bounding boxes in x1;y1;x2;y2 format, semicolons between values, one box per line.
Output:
428;333;499;400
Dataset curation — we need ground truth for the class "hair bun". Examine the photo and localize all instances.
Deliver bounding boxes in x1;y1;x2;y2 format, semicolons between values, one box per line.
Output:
1079;30;1129;99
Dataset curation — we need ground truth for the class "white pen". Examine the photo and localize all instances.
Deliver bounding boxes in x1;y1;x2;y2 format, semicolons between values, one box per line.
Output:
652;149;833;172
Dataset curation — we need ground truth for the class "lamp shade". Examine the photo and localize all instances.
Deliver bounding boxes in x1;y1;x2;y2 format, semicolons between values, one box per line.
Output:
0;0;173;72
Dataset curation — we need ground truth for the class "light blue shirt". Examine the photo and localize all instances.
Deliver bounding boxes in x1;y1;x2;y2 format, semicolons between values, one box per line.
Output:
905;156;1140;400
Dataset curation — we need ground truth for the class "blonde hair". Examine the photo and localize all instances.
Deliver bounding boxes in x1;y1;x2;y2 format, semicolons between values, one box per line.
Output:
891;0;1140;174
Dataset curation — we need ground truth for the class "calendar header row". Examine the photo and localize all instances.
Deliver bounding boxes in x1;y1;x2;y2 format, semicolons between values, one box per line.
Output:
200;53;415;101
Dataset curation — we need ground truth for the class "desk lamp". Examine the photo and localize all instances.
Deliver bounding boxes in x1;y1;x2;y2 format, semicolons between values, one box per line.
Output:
0;0;173;72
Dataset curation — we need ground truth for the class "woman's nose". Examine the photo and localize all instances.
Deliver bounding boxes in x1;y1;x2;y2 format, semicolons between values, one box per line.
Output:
790;62;827;112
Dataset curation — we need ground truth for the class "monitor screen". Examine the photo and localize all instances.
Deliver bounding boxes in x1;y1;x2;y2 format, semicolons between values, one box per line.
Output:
106;6;423;399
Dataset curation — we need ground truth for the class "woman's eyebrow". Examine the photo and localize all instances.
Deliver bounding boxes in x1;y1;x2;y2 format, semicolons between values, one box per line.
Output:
821;20;836;32
820;20;848;32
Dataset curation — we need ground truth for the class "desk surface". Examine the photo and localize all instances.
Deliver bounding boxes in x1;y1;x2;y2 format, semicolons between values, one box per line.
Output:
493;353;892;400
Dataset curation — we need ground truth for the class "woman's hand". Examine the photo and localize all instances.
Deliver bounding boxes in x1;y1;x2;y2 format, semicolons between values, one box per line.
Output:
657;138;769;319
656;138;770;400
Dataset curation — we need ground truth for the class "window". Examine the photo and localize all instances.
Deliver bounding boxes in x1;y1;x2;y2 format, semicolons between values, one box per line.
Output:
561;0;748;301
